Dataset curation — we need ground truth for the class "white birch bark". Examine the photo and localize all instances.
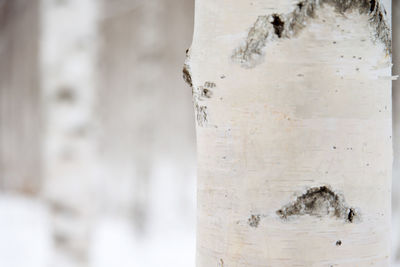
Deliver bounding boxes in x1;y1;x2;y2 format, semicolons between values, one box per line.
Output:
186;0;393;266
40;0;99;266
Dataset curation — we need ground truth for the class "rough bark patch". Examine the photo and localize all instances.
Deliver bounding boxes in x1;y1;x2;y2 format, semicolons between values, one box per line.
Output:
182;63;193;88
200;82;215;99
183;48;193;88
232;0;391;68
183;50;210;127
192;81;216;127
195;104;208;127
276;186;360;223
248;214;261;227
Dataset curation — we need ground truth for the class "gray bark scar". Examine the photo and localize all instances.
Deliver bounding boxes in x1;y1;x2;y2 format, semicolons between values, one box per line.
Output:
248;214;261;227
182;49;214;127
193;81;215;127
276;186;360;223
183;63;193;88
183;49;193;88
232;0;391;68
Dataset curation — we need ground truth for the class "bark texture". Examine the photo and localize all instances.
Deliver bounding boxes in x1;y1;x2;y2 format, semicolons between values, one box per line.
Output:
232;0;391;68
187;0;392;266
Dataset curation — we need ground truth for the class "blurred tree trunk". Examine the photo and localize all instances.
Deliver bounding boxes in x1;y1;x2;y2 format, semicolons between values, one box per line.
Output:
98;0;195;233
187;0;393;266
0;0;41;195
40;0;99;266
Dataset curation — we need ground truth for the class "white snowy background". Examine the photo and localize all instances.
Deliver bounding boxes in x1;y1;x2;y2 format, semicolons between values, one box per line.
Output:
0;0;399;267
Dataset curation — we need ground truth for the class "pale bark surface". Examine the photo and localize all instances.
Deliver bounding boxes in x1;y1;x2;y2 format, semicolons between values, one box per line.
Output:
187;0;392;266
393;1;400;264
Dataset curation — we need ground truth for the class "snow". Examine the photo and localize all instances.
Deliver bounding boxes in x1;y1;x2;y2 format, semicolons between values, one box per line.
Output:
0;195;51;267
0;160;196;267
89;217;195;267
0;191;195;267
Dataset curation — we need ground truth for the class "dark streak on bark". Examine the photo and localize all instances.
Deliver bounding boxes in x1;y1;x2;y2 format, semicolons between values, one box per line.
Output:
183;65;193;88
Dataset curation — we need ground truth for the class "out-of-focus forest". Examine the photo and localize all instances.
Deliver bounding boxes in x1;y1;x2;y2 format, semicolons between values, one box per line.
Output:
0;0;195;266
0;0;399;267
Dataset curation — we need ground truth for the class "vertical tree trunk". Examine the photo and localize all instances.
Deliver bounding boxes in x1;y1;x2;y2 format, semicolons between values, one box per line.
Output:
186;0;393;266
98;0;195;233
40;0;99;266
0;0;41;195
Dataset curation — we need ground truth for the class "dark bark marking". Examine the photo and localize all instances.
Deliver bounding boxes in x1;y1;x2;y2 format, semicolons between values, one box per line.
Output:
182;64;193;88
248;214;261;228
271;14;285;38
276;185;360;223
182;49;210;127
232;0;391;68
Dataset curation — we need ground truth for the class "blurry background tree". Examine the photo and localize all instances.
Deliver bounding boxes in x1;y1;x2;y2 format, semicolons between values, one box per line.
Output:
0;0;41;194
0;0;399;266
1;0;195;267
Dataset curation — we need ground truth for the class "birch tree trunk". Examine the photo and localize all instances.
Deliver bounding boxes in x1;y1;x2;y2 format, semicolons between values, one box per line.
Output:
98;0;195;235
40;0;99;266
185;0;393;266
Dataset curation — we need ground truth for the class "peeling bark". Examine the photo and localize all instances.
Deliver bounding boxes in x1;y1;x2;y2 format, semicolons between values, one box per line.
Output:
184;51;214;127
183;63;193;88
232;0;391;68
